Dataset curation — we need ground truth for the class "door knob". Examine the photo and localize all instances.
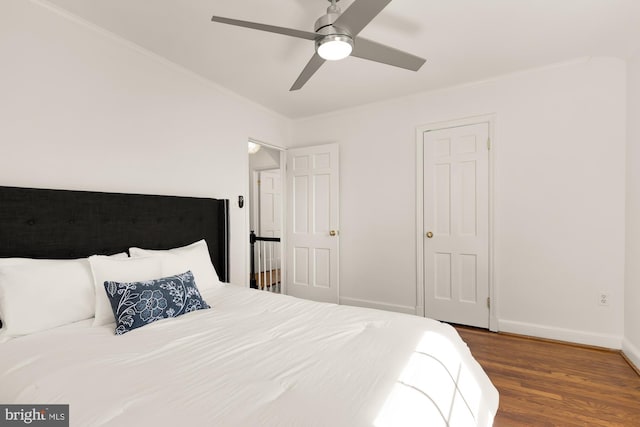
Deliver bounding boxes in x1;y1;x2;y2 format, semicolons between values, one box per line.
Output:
329;230;338;236
426;231;434;238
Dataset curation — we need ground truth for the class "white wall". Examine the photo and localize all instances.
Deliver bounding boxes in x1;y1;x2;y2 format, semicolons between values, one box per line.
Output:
624;52;640;367
0;0;291;285
291;58;627;348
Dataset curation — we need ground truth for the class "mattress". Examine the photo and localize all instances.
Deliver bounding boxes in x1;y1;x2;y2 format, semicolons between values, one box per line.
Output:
0;284;499;426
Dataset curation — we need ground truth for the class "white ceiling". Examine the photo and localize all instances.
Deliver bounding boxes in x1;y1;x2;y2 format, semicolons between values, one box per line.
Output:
45;0;640;119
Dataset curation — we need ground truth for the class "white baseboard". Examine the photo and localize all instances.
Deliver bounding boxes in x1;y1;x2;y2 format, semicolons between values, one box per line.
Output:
339;297;416;315
622;338;640;372
498;319;623;349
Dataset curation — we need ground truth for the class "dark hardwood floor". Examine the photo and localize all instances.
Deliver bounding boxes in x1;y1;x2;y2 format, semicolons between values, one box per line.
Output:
454;325;640;426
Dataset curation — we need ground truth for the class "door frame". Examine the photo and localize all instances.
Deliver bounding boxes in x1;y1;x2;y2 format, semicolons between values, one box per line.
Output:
247;138;287;293
415;114;497;331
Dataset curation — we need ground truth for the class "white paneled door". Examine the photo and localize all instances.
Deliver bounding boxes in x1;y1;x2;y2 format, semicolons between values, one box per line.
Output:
286;144;339;303
423;123;490;328
258;169;281;272
259;170;281;239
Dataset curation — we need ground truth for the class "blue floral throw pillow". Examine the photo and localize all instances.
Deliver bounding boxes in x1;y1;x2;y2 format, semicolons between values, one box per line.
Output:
103;270;210;335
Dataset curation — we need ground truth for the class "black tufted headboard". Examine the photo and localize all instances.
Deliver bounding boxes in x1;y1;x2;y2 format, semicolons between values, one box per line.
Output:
0;186;229;282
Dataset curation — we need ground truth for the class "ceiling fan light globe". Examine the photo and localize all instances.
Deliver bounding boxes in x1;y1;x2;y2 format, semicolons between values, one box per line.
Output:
316;35;353;61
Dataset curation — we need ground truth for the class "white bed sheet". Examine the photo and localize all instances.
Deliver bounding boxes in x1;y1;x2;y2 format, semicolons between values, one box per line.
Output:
0;285;498;426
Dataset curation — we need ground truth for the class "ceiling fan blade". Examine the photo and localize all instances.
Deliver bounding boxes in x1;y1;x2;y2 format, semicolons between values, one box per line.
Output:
290;53;326;91
333;0;392;37
211;15;317;41
351;37;425;71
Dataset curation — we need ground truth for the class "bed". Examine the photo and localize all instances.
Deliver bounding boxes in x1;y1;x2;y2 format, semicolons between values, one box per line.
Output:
0;186;499;427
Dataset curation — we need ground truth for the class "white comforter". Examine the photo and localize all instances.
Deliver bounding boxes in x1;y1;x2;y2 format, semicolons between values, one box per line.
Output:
0;285;498;426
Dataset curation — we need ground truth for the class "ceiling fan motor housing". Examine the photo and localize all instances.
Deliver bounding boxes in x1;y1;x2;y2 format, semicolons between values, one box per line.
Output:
314;7;353;51
314;12;345;34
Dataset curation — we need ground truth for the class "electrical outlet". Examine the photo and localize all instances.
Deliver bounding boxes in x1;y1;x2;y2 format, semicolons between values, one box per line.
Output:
598;292;609;306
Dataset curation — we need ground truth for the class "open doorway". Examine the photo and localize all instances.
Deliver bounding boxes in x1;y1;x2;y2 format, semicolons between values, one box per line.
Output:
248;139;285;293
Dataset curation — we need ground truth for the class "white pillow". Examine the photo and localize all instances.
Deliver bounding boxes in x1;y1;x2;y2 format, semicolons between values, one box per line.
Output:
0;258;36;266
0;253;128;337
89;256;163;327
129;239;222;291
0;258;95;337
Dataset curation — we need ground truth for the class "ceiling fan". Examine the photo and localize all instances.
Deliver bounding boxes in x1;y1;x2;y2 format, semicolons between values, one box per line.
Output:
211;0;426;91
